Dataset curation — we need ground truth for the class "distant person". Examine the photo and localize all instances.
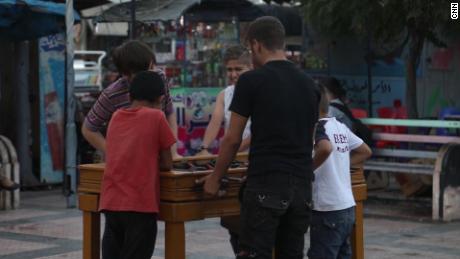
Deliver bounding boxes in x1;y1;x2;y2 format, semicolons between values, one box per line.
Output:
99;71;176;259
308;85;372;259
81;40;181;158
197;45;252;156
203;16;320;259
321;77;374;146
321;77;353;129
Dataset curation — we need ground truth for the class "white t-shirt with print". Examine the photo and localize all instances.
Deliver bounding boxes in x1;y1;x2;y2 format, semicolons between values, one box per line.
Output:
223;85;251;140
313;117;363;211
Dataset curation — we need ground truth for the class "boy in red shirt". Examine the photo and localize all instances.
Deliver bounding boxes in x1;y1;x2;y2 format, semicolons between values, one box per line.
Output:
99;71;176;259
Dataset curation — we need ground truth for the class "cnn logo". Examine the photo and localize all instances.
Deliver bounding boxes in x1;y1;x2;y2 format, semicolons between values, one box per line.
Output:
453;3;459;19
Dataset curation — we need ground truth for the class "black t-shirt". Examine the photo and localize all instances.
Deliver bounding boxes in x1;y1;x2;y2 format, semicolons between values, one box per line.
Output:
230;60;320;179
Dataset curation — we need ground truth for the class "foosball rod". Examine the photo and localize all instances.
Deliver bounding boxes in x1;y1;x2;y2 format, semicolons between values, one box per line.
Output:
173;152;249;163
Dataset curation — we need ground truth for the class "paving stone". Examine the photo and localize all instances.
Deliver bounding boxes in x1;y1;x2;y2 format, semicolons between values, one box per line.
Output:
0;190;459;259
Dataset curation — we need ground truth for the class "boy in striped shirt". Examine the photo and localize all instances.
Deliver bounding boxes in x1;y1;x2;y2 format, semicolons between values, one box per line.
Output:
82;40;179;157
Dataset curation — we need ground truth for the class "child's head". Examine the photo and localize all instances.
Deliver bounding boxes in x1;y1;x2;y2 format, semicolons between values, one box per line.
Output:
320;77;347;102
318;84;329;118
112;40;156;78
129;71;165;108
224;45;252;85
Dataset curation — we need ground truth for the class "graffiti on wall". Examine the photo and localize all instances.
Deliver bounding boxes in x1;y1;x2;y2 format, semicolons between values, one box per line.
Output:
335;75;406;116
171;87;225;156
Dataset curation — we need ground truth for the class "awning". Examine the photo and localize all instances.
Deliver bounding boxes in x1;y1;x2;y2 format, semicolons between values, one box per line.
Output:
54;0;111;11
185;0;265;22
95;0;302;36
96;0;201;22
0;0;80;41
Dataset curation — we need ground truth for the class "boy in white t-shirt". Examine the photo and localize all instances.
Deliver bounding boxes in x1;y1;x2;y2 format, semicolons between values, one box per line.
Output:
308;85;372;259
196;45;252;255
197;45;252;156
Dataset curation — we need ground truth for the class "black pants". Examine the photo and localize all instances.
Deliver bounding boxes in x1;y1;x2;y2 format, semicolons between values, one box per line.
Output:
220;216;241;254
220;181;247;255
102;211;157;259
237;173;312;259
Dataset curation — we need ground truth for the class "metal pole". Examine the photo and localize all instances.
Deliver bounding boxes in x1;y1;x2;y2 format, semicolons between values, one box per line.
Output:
15;41;37;186
366;21;373;117
65;0;77;208
130;0;136;39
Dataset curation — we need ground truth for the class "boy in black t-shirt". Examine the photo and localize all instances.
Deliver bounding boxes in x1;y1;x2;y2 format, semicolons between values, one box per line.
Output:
203;16;320;259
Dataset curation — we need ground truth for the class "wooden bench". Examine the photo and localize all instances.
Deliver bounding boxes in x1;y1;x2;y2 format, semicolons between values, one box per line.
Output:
361;118;460;221
0;135;20;210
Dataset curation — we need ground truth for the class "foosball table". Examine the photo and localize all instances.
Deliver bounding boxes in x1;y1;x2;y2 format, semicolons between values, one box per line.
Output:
78;154;367;259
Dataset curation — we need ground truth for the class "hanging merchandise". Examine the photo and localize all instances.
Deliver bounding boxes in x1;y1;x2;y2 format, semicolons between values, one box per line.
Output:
137;18;239;88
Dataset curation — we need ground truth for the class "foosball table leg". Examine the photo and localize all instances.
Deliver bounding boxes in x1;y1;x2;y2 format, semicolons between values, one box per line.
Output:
351;202;364;259
165;221;185;259
83;211;100;259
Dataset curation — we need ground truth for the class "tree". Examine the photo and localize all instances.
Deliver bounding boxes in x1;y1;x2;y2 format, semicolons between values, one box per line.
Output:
301;0;460;118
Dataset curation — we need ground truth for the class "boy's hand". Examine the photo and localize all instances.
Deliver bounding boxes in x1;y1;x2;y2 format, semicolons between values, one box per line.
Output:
195;149;212;157
172;152;183;160
198;174;221;196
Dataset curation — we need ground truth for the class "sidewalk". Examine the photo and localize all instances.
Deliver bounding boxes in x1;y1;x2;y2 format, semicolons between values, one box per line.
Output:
0;189;459;259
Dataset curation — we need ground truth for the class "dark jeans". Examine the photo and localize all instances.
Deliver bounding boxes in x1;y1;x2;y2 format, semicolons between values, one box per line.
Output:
220;216;240;255
237;173;312;259
102;211;158;259
220;181;246;255
307;207;356;259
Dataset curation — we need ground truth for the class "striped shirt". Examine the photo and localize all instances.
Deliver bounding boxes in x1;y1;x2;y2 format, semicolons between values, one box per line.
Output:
83;68;173;132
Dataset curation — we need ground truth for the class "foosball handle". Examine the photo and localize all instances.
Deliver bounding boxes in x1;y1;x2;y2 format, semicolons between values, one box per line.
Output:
225;176;246;183
194;177;230;197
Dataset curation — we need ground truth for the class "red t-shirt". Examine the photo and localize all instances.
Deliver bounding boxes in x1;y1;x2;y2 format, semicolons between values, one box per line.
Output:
99;107;176;213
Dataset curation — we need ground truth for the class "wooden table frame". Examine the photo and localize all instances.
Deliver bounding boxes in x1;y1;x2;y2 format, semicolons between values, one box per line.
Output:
78;164;366;259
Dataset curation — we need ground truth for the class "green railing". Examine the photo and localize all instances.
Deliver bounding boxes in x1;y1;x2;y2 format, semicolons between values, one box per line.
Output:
361;118;460;129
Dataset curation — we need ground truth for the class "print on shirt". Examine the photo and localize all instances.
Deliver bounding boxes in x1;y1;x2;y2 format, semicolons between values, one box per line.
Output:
333;134;350;153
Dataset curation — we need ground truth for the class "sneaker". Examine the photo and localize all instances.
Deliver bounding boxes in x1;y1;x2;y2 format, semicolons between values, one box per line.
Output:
0;178;20;191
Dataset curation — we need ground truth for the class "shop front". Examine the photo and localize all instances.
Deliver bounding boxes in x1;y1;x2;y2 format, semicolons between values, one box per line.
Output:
95;0;303;155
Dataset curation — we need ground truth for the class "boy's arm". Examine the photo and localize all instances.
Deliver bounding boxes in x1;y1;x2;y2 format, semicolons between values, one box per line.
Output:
158;114;177;170
347;127;372;167
313;139;332;171
159;148;173;171
238;135;251;152
166;111;181;158
81;125;106;153
156;67;181;159
350;143;372;167
198;91;226;156
203;112;248;196
82;90;116;153
312;120;332;170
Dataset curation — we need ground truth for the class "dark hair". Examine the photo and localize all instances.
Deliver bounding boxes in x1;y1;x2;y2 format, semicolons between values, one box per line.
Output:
245;16;285;51
320;77;347;101
318;84;329;114
112;40;156;76
129;71;165;103
223;45;250;65
238;51;252;66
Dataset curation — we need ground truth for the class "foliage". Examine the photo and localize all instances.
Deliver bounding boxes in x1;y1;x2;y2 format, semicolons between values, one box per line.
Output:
300;0;460;118
301;0;459;49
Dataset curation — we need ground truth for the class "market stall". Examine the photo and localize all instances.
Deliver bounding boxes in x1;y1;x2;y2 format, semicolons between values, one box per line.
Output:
93;0;304;156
